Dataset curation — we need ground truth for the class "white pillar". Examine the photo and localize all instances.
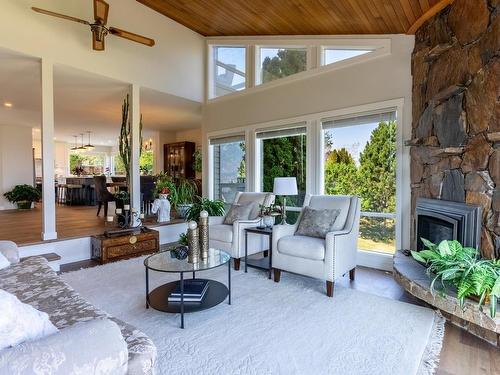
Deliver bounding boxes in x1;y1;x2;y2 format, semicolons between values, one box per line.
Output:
41;59;57;240
129;84;141;222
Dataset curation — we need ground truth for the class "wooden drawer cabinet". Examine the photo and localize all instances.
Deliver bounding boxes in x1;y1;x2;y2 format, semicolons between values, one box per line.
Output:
91;228;159;264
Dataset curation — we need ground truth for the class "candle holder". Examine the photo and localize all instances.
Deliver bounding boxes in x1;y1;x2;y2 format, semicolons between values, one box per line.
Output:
187;221;200;264
199;211;209;261
115;207;144;230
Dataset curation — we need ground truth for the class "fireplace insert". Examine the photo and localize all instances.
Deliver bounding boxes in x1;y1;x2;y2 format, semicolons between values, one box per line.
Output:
415;198;481;250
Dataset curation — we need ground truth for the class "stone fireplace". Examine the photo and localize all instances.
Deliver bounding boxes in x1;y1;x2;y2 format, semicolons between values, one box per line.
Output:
410;0;499;258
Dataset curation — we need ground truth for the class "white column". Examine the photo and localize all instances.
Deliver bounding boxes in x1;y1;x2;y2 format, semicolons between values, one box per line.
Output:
41;59;57;240
129;84;141;221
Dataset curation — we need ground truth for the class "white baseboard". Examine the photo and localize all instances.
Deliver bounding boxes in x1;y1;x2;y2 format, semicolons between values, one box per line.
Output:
19;223;187;265
356;250;394;271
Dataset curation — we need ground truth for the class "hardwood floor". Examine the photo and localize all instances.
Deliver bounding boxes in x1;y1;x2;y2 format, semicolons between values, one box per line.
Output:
0;204;183;245
59;259;499;374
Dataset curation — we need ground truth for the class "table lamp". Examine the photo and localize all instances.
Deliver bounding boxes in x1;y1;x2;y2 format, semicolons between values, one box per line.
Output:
273;177;298;225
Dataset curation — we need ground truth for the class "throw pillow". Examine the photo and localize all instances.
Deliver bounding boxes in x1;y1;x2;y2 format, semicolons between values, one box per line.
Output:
0;253;9;270
223;202;254;225
295;206;341;238
0;289;58;350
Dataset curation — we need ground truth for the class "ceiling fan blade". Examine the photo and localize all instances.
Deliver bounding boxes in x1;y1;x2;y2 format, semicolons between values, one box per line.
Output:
108;27;155;47
32;7;89;25
92;31;105;51
93;0;109;24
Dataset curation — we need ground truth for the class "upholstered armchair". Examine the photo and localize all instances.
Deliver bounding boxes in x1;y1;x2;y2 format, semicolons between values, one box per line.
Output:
209;192;275;270
272;195;360;297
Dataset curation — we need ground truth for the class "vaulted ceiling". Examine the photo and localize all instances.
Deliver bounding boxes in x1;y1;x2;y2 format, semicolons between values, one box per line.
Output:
137;0;449;36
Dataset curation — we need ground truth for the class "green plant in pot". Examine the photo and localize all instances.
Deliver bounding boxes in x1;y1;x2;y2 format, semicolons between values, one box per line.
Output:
114;191;130;210
175;178;197;219
412;239;500;317
4;184;41;210
185;196;225;221
154;172;177;207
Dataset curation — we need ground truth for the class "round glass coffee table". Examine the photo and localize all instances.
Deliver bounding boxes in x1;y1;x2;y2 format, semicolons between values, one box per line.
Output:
144;248;231;328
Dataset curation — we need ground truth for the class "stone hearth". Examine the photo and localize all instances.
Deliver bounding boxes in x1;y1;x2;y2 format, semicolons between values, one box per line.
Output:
410;0;500;258
393;252;500;346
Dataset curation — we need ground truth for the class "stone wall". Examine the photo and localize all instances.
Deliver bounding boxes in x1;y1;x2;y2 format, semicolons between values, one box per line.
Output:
410;0;499;258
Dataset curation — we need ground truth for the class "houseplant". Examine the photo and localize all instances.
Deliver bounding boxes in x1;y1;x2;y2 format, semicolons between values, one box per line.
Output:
4;184;41;210
185;196;225;221
412;239;500;317
118;94;143;184
154;173;177;206
193;149;202;173
175;178;197;218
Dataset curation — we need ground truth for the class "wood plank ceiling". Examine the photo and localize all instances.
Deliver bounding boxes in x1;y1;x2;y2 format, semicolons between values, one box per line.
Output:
136;0;446;36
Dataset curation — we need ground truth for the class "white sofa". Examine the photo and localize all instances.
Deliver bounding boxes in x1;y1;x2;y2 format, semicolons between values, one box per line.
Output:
272;195;360;296
209;192;275;270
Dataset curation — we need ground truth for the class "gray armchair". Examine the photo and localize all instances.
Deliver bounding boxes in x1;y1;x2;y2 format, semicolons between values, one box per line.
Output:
209;192;275;270
272;195;360;296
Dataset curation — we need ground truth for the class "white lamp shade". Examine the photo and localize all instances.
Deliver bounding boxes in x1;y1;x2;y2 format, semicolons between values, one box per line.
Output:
273;177;298;196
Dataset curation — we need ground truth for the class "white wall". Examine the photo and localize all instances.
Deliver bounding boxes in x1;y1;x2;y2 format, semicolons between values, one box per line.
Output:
0;0;204;102
0;125;34;209
203;35;414;251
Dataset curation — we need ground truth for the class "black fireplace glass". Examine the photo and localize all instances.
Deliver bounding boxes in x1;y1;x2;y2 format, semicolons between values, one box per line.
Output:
416;215;455;250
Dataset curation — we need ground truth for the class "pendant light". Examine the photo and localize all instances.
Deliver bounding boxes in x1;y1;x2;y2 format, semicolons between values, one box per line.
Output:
77;133;86;151
70;135;79;151
84;131;95;150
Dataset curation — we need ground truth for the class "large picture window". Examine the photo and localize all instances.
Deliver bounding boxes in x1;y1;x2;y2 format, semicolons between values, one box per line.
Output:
322;111;397;254
210;135;246;204
257;47;307;85
256;126;307;222
212;46;246;98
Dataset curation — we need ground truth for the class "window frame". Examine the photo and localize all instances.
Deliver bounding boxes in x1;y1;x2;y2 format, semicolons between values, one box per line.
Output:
255;45;309;86
320;108;399;255
206;37;390;102
207;44;248;100
205;98;406;270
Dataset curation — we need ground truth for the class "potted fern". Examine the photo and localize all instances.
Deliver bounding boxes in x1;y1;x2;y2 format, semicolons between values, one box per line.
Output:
175;178;197;219
4;184;41;210
412;239;500;317
185;196;225;221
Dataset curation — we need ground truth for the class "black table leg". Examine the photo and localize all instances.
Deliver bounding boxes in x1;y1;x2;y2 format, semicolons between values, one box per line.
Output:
192;271;195;279
228;259;231;305
268;233;273;280
180;272;184;329
245;230;248;273
145;267;149;309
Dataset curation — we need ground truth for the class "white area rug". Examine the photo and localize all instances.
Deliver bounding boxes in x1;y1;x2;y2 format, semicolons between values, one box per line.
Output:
62;257;444;375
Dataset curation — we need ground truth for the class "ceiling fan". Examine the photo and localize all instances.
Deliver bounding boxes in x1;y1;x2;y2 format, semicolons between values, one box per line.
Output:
32;0;155;51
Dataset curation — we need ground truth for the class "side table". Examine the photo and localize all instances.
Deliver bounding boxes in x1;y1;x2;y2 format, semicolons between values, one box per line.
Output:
244;226;273;279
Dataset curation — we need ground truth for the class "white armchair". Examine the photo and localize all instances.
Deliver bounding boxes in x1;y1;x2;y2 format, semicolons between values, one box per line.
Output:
209;192;275;270
272;195;360;297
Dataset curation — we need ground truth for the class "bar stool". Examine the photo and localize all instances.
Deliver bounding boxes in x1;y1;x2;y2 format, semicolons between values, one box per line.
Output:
56;184;68;204
66;184;83;206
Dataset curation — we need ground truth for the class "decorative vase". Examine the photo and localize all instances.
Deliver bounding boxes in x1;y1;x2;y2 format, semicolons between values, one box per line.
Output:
263;215;274;228
187;221;200;264
172;245;189;260
199;211;209;261
16;201;32;210
151;194;171;223
176;203;192;219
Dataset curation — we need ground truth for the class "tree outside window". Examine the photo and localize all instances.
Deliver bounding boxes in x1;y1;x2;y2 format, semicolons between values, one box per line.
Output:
260;48;307;84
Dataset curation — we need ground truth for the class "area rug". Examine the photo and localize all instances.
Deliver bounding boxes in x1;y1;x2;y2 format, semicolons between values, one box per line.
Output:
62;257;444;375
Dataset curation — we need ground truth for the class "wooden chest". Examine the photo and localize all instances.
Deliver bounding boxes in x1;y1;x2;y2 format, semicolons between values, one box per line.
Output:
91;228;159;264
